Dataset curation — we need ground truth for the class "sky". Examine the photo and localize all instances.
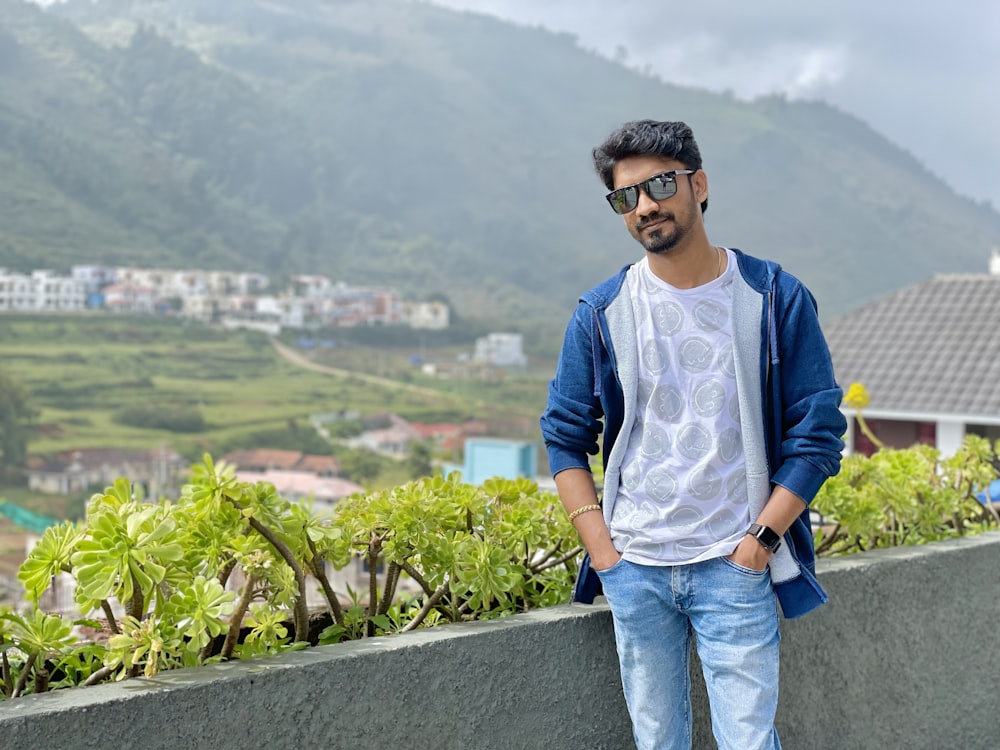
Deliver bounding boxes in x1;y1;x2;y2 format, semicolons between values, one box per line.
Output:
423;0;1000;211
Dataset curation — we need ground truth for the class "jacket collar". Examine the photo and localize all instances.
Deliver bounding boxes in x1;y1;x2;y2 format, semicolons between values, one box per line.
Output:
579;249;781;310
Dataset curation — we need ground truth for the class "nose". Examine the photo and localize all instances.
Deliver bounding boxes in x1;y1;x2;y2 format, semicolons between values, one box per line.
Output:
634;187;660;217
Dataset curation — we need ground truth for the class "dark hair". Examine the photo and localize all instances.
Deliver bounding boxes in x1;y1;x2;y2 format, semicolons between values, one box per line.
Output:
593;120;707;213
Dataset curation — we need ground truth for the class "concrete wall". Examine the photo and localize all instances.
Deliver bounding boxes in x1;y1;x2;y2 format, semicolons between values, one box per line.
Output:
3;532;1000;750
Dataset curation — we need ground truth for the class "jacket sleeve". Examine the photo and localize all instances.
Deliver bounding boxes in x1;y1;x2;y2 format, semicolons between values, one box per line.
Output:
770;277;847;503
539;305;605;477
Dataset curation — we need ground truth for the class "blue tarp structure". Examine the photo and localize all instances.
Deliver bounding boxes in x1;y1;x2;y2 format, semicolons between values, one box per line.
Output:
974;479;1000;505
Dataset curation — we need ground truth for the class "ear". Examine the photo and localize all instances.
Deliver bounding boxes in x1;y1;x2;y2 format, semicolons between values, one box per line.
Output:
692;169;709;204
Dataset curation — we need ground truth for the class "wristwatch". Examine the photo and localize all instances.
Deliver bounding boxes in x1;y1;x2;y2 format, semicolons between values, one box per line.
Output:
747;523;782;554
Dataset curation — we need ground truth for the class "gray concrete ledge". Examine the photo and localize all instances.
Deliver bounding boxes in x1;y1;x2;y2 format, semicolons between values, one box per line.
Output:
3;532;1000;749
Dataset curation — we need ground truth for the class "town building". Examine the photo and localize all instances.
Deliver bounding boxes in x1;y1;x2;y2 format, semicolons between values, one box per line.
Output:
443;437;538;485
0;269;85;311
113;268;269;299
72;265;117;295
473;332;527;368
351;413;422;457
220;450;340;477
101;282;157;314
25;447;187;497
406;301;450;330
9;264;444;333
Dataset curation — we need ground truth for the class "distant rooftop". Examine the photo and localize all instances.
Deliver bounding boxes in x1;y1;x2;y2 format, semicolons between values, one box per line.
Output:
221;449;339;476
825;270;1000;420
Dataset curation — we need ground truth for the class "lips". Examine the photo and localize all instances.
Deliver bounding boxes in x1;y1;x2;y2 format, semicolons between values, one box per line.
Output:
638;214;673;233
641;218;669;234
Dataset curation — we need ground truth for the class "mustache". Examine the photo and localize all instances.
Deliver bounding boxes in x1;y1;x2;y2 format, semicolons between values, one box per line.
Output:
636;212;674;230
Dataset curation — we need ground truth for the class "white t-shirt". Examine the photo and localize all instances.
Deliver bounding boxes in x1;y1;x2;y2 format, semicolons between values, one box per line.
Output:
610;249;750;565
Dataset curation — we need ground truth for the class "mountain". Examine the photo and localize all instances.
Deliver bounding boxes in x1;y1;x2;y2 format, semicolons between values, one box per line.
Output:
2;0;998;354
0;1;280;270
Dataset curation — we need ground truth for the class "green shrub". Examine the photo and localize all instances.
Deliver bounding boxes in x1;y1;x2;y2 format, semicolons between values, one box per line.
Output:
0;457;578;699
221;421;332;455
812;435;1000;556
324;419;365;439
8;434;996;701
113;404;205;432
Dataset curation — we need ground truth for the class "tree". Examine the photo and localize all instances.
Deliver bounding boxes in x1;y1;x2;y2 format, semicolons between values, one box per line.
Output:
337;448;383;484
0;370;37;479
405;440;433;479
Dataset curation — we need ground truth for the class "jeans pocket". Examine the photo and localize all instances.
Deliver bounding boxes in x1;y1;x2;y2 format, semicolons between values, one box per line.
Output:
721;557;769;577
594;556;628;579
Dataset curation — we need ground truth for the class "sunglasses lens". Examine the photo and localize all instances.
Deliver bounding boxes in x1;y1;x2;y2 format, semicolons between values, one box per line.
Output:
608;172;687;214
646;174;678;200
609;187;637;214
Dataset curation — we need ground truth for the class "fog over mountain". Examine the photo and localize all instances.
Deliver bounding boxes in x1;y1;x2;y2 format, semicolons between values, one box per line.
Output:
6;0;999;354
423;0;1000;211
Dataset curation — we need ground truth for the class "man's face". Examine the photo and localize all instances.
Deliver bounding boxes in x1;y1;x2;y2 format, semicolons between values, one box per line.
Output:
610;155;705;255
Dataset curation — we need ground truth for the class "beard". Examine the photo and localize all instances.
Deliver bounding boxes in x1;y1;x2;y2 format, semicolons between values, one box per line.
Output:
635;211;689;255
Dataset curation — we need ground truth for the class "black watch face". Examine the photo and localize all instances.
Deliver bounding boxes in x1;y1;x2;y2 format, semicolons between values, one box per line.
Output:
754;525;780;551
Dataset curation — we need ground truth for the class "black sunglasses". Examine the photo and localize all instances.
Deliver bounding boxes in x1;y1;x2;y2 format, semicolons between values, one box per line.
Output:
605;170;696;214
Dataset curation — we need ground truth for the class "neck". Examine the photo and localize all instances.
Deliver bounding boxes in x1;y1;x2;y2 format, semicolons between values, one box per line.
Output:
646;238;723;289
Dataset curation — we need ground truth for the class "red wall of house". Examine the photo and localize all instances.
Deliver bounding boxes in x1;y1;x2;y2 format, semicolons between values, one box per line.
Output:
852;418;937;457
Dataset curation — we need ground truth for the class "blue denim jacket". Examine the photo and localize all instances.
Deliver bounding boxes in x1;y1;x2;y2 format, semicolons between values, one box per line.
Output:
540;249;846;618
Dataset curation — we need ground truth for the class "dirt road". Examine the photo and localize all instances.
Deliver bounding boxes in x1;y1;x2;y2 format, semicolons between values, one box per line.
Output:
269;337;469;402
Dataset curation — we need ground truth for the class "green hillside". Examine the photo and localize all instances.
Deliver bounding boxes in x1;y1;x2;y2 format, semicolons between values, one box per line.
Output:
1;0;997;353
0;2;291;268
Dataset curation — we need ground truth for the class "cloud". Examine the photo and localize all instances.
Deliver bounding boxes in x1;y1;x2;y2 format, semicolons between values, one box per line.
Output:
420;0;1000;208
787;46;848;97
627;35;849;101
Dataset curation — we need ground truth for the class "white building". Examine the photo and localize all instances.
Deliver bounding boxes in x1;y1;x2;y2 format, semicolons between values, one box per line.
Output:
181;294;219;323
0;269;85;311
114;267;270;301
0;269;33;310
114;268;174;295
256;296;308;329
218;296;282;335
205;270;269;296
288;275;335;298
72;265;117;294
406;301;450;330
7;263;432;331
473;332;527;368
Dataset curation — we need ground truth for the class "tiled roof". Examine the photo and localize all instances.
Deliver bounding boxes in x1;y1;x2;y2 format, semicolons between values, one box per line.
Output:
221;449;304;471
220;450;340;475
293;454;339;475
824;274;1000;418
410;423;462;439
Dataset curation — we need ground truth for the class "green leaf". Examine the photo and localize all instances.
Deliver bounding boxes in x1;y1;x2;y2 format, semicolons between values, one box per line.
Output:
17;522;82;603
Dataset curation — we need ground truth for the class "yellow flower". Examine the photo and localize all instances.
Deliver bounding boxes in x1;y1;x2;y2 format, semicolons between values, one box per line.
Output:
844;382;870;410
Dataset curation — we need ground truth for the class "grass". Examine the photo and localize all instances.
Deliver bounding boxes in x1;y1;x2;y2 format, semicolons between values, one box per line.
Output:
1;314;552;462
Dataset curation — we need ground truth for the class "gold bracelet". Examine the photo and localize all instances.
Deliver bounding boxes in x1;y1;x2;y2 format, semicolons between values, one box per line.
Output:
568;504;602;523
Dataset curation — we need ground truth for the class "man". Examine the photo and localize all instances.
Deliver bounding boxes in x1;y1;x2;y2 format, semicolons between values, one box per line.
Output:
539;120;846;750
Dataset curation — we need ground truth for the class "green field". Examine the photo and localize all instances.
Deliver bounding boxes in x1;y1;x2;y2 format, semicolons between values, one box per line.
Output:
0;315;553;463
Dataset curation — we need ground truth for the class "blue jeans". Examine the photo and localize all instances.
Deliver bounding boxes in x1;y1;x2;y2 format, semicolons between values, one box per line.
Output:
596;556;781;750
